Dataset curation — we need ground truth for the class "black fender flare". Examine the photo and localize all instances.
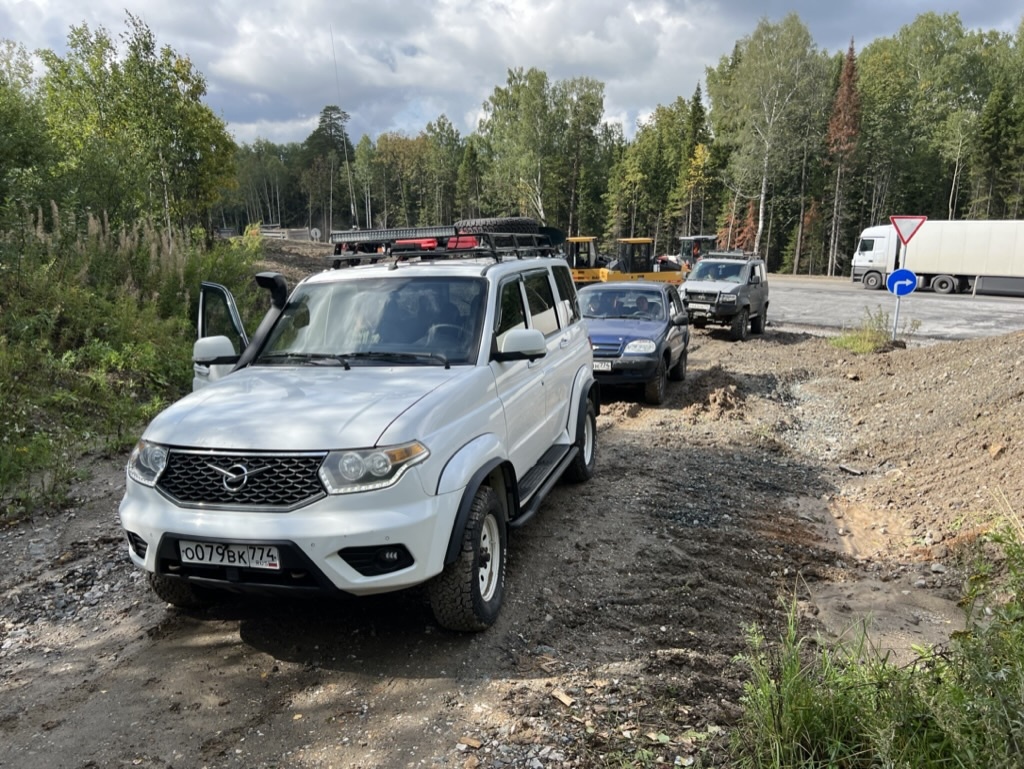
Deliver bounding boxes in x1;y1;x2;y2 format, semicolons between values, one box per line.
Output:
443;458;515;566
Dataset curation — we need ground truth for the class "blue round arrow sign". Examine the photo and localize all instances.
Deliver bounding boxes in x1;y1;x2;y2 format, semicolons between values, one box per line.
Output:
887;268;918;296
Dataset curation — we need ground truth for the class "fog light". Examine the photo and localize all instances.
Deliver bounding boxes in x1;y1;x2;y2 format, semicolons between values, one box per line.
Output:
339;544;414;576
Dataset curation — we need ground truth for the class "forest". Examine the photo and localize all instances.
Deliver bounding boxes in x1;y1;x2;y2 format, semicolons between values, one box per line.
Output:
3;10;1024;277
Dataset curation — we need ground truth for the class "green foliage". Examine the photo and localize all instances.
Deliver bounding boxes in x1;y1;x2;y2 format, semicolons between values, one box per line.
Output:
732;505;1024;768
0;211;258;519
35;13;236;230
829;306;899;353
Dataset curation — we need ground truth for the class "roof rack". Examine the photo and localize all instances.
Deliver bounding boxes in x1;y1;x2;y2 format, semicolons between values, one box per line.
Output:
329;226;557;267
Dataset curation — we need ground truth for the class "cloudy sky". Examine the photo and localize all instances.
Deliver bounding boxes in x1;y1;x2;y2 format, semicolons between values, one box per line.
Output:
4;1;1021;146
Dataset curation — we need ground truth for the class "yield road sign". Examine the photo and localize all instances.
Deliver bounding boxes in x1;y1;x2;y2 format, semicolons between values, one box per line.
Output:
890;215;927;245
887;268;918;296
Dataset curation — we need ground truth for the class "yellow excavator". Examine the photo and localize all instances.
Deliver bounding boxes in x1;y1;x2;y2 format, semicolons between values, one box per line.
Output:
568;237;684;286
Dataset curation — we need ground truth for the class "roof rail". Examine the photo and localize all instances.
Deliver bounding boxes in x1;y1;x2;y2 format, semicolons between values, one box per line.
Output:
328;226;557;267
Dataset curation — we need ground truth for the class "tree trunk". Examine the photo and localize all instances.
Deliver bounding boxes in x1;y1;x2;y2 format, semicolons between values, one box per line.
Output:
754;154;768;255
794;145;807;275
828;163;843;277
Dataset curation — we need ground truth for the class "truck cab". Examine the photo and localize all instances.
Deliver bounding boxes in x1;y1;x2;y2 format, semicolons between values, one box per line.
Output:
851;225;899;290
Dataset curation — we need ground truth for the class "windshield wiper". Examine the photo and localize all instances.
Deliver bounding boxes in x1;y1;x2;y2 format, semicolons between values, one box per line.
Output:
341;351;451;369
257;352;350;369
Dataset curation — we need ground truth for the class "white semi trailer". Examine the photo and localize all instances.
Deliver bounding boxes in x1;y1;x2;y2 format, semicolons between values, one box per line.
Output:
850;219;1024;296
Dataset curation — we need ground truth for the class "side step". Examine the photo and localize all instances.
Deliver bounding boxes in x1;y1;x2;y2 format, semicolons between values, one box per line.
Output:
509;444;577;529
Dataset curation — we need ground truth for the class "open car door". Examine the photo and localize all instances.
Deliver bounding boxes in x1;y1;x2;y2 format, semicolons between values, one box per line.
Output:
194;282;249;390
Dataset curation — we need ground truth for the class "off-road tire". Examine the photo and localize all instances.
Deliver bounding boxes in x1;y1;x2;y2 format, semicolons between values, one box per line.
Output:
148;573;214;609
564;398;597;482
750;305;767;334
863;272;884;290
429;486;507;631
454;217;539;235
644;357;668;405
668;349;688;382
730;308;750;341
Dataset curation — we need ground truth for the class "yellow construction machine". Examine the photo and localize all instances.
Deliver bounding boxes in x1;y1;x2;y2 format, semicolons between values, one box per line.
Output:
569;237;684;286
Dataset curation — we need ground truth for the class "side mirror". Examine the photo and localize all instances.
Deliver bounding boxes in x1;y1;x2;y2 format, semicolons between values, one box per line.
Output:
193;335;239;391
492;328;547;362
193;335;238;364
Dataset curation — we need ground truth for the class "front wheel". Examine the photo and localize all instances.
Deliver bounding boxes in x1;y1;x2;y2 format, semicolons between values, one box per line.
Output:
148;573;215;609
644;357;668;405
668;349;687;381
863;272;884;290
750;305;766;334
564;398;597;482
428;486;507;631
729;308;750;341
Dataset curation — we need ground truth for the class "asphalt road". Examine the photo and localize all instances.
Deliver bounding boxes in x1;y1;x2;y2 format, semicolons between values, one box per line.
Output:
767;274;1024;342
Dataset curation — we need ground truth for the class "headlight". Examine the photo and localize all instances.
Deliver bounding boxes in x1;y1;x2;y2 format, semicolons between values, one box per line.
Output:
624;339;657;354
127;440;168;487
319;441;429;494
719;294;737;303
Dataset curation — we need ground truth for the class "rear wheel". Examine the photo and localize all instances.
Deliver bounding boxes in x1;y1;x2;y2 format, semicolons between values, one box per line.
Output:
429;486;506;631
932;275;957;294
564;398;597;482
644;357;668;405
730;308;750;341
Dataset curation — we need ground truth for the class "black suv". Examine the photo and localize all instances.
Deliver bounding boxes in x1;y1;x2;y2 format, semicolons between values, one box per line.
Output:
682;255;769;341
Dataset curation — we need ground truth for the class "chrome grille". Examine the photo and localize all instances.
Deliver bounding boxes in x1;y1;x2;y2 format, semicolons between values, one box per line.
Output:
157;450;327;511
686;291;719;303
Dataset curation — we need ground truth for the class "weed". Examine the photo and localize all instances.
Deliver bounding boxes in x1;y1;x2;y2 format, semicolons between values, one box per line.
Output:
829;306;919;353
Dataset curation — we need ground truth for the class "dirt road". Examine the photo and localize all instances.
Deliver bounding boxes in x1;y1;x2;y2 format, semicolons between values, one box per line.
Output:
2;250;1021;768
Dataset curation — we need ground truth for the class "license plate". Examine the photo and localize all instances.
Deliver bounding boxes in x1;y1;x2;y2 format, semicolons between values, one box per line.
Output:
593;360;612;371
688;303;710;312
179;541;280;570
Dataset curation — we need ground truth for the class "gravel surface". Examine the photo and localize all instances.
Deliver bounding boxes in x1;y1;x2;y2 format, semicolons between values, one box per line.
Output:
1;241;1021;768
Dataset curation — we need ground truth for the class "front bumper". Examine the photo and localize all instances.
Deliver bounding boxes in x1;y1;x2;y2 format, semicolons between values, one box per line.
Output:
591;355;661;385
685;303;740;323
118;474;461;596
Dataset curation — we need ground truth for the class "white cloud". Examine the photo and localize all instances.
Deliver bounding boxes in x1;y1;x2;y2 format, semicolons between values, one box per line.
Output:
4;0;1022;145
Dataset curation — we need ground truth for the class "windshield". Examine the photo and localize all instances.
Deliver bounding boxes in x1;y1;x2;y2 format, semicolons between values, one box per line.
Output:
689;261;745;283
579;287;665;320
255;276;487;366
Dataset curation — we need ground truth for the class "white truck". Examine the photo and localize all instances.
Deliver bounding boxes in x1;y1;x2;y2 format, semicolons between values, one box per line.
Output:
850;219;1024;296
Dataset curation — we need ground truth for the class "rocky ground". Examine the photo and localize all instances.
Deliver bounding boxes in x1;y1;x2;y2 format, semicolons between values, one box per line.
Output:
0;240;1021;768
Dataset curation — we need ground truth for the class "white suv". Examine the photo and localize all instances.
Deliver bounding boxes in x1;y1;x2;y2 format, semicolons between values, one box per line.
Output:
118;226;599;631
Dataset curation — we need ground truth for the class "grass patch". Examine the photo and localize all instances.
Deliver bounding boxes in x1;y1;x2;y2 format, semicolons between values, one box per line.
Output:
829;306;897;354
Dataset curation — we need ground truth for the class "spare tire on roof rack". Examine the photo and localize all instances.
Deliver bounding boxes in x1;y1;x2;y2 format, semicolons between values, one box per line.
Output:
454;216;540;235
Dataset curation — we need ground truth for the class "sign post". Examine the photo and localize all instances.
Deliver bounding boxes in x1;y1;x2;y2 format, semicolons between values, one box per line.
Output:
885;215;926;340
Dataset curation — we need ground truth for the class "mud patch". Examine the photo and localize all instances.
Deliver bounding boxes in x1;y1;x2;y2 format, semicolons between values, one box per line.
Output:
681;364;745;421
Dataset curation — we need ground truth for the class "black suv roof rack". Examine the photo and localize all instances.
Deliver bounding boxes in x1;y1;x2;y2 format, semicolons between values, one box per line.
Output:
329;226;557;268
705;249;759;260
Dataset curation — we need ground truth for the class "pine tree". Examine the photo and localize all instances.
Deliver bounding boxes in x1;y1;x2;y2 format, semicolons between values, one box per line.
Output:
826;40;861;275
